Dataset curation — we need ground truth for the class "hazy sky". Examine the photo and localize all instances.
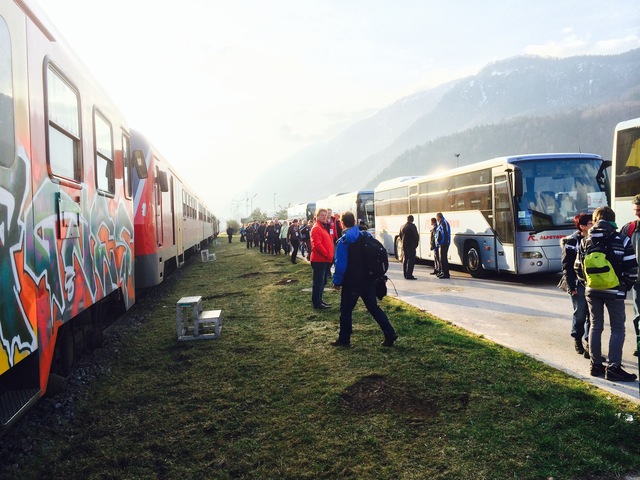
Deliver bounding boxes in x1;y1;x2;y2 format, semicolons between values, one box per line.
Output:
34;0;640;220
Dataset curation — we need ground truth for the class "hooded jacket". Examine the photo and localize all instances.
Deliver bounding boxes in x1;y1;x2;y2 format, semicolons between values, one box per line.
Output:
333;226;372;287
575;219;638;299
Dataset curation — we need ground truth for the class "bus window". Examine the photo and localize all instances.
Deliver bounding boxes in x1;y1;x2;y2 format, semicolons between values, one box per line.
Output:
615;126;640;199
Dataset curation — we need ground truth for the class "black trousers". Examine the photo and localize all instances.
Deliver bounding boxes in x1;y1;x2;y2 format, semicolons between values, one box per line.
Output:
403;248;416;278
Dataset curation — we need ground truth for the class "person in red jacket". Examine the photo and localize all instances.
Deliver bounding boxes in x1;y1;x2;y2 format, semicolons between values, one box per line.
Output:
310;209;334;310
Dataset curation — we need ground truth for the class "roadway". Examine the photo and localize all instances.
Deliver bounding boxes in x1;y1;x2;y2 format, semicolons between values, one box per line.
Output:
384;258;640;404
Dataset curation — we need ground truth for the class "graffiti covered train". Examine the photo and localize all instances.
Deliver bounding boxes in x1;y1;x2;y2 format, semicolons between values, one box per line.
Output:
0;0;218;432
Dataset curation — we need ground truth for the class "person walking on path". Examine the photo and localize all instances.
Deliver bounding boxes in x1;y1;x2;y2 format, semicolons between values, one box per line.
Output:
576;206;638;382
435;212;451;279
560;212;592;357
331;211;398;347
399;215;419;279
310;209;334;310
620;193;640;355
226;226;234;243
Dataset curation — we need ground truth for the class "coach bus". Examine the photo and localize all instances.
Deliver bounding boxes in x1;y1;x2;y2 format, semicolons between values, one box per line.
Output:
287;202;316;222
316;190;376;233
611;117;640;227
374;153;610;277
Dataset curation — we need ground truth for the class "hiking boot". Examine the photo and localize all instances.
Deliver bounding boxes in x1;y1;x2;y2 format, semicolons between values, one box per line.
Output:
574;338;585;354
330;339;350;348
381;334;398;347
590;363;605;377
605;365;638;382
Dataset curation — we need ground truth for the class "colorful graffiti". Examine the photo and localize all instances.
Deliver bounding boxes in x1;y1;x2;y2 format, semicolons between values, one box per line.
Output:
0;148;134;375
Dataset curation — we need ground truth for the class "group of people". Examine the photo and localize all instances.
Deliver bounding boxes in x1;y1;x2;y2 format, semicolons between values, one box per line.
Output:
308;208;397;348
399;213;451;280
240;219;313;263
560;200;640;382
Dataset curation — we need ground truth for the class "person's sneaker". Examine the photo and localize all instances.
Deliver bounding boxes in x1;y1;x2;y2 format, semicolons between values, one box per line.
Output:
574;338;585;354
330;339;350;348
590;363;606;377
381;334;398;347
605;365;638;382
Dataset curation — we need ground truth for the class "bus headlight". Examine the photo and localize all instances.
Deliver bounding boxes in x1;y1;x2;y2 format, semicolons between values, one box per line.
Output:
520;251;543;259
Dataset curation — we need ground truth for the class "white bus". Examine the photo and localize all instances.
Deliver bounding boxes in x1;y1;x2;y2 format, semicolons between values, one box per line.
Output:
316;190;376;233
287;202;316;222
374;154;610;277
611;117;640;227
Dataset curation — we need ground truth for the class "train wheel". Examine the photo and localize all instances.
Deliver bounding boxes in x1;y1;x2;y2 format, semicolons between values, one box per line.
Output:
59;326;75;377
46;373;66;396
464;241;487;278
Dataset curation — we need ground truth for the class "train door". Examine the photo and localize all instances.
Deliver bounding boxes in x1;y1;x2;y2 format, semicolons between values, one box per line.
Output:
173;177;184;265
492;171;516;272
155;165;163;247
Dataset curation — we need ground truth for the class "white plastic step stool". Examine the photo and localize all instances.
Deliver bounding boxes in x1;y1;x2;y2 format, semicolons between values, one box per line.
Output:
194;309;222;338
176;296;222;341
200;249;216;262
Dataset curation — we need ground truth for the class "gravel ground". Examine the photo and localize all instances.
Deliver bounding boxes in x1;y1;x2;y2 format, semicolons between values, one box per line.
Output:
0;308;149;475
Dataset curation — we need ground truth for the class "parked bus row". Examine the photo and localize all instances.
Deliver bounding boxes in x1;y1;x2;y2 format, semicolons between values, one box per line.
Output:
290;115;640;280
0;0;218;433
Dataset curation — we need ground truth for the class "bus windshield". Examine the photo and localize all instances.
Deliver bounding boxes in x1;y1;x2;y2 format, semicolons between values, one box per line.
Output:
515;159;608;231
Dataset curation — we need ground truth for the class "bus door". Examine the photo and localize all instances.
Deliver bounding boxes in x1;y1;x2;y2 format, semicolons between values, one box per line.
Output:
407;184;422;258
492;172;516;272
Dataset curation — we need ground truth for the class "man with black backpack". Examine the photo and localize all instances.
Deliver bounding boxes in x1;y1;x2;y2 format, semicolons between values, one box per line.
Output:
576;206;638;381
331;211;398;348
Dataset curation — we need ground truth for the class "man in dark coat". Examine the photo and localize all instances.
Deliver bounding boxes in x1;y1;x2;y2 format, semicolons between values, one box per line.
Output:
399;215;419;279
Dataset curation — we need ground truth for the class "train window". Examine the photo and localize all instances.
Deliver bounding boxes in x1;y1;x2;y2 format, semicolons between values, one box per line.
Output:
46;65;81;181
94;111;114;193
122;133;132;197
0;17;15;168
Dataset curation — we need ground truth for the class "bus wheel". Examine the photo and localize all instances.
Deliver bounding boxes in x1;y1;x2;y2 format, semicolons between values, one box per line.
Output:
465;242;486;278
394;238;403;261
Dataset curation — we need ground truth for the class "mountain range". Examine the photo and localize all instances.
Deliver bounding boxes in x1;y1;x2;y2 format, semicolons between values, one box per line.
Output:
247;48;640;213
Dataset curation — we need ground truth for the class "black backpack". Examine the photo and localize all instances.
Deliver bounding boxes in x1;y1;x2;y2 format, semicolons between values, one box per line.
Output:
357;233;389;280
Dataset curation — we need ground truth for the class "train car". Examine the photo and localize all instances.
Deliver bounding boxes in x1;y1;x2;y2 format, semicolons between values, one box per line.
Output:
0;0;138;431
131;131;216;289
0;0;217;433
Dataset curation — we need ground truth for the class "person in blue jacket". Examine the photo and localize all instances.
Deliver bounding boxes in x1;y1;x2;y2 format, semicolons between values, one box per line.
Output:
331;211;398;347
435;212;451;279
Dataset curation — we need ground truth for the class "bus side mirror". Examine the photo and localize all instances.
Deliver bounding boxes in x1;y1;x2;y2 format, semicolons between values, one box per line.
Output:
132;150;148;179
512;169;523;198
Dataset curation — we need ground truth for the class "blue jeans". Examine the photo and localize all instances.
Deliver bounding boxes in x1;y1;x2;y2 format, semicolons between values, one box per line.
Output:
570;283;590;341
586;295;626;367
311;262;330;307
338;283;396;341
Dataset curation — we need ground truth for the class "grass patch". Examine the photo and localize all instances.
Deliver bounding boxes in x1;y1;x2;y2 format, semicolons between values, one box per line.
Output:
5;240;640;479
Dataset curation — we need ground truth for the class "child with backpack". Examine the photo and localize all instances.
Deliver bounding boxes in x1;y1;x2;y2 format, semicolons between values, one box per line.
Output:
575;206;638;381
